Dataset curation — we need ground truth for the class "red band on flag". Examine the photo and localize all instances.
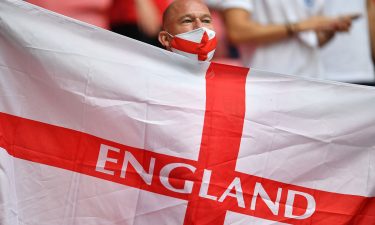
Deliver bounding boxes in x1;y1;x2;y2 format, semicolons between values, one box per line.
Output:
183;62;249;224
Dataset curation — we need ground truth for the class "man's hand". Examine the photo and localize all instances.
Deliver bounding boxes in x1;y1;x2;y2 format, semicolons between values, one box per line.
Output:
297;15;354;33
317;30;335;47
223;8;359;46
297;14;360;47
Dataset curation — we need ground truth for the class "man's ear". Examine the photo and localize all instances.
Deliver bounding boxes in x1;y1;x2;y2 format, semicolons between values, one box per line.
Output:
158;31;172;50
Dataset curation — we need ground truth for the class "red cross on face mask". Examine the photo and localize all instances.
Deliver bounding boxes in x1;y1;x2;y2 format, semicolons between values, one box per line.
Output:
169;27;217;62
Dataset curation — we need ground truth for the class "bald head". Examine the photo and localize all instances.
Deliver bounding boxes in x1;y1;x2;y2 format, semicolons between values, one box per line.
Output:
162;0;213;32
159;0;214;49
162;0;178;29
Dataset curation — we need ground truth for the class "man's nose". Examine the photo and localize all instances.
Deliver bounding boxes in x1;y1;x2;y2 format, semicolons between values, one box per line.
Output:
193;18;203;29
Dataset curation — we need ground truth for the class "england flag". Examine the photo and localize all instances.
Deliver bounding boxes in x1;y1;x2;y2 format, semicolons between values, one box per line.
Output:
0;1;374;225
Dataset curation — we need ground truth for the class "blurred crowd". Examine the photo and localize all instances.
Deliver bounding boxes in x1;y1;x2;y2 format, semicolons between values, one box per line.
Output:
27;0;375;85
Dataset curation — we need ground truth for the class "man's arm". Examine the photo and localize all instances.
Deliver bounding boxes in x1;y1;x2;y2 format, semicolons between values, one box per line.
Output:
222;8;291;44
135;0;161;37
223;8;352;46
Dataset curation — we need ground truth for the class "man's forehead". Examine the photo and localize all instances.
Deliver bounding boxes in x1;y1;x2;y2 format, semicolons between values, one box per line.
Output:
166;0;210;21
177;13;212;20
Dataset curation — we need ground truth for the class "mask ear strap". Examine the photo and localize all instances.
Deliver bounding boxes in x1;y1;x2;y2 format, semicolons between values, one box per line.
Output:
165;31;174;38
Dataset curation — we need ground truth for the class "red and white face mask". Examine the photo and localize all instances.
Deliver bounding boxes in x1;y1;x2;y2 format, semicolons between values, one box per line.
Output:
168;27;217;62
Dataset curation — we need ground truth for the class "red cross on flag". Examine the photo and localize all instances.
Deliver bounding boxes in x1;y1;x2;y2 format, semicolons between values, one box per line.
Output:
0;1;375;225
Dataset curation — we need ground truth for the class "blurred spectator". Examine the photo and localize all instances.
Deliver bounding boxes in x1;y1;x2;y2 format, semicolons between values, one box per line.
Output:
220;0;355;78
110;0;171;47
369;0;375;65
321;0;374;84
28;0;111;29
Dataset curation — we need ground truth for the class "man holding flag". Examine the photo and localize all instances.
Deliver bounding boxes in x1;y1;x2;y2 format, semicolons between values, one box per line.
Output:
0;0;374;225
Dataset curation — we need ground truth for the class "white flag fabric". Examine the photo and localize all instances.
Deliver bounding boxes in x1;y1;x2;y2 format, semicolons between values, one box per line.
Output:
0;1;375;225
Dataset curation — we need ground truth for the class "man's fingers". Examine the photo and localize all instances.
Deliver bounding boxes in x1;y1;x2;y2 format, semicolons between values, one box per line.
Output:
339;18;352;32
347;13;362;21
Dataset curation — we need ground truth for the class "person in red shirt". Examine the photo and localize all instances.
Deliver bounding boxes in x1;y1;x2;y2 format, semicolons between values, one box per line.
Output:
110;0;172;47
27;0;111;29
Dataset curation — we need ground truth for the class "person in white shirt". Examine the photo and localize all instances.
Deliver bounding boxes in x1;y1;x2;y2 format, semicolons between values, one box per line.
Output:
221;0;356;78
321;0;374;84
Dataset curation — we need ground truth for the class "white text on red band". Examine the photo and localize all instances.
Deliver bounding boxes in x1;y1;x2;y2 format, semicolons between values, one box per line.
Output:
95;144;316;219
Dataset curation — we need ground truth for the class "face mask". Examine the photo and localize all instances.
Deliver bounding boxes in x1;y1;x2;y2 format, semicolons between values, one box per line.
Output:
168;27;217;62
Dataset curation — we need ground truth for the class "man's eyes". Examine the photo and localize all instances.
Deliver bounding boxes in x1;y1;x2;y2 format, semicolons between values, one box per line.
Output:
181;17;212;24
202;19;212;23
182;19;193;23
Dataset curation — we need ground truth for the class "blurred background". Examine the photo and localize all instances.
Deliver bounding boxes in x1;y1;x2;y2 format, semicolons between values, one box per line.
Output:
27;0;375;85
